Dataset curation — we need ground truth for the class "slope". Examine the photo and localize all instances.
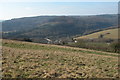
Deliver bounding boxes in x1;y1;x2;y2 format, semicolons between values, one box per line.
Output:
2;39;119;78
2;14;117;41
75;28;119;40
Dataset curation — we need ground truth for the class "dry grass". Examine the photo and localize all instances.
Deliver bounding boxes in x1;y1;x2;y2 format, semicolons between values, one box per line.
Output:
1;39;119;78
75;28;119;39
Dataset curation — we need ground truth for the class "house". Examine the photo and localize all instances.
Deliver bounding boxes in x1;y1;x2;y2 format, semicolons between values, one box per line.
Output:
44;38;52;44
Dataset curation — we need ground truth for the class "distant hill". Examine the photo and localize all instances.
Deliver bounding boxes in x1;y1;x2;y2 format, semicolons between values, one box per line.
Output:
75;27;119;40
2;15;117;32
2;14;117;42
2;16;57;31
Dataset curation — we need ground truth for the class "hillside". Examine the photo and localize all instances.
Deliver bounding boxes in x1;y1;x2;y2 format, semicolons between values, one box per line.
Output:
2;14;117;42
75;28;119;40
2;15;117;32
2;39;119;78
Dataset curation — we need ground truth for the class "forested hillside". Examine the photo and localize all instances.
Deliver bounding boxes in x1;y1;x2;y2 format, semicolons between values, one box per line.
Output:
2;14;117;42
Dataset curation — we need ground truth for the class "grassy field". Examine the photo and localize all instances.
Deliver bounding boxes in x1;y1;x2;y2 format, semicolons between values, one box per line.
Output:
75;28;119;39
1;39;119;78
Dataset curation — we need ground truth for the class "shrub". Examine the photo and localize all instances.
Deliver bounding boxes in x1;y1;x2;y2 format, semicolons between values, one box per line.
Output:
22;38;32;42
110;42;120;53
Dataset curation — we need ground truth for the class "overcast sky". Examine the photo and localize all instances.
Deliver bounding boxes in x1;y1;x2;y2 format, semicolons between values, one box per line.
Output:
0;1;118;20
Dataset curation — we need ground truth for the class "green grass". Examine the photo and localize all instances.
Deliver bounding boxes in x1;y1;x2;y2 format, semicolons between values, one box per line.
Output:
2;41;79;52
2;40;118;57
75;28;119;39
2;39;119;78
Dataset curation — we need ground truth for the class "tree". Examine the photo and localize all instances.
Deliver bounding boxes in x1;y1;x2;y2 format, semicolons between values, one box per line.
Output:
99;34;104;38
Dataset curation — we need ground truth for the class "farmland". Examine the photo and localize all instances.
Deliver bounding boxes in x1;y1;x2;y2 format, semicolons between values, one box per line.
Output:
69;28;120;53
1;39;119;78
75;28;119;40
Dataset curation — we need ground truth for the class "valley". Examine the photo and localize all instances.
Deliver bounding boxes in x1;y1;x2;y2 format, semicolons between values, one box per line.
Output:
1;14;119;79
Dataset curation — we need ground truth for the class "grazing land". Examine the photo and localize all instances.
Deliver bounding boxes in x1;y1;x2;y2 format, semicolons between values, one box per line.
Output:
75;28;119;40
69;28;120;53
2;39;119;78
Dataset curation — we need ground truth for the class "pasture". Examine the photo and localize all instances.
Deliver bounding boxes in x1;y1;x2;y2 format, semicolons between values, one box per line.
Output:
1;39;119;78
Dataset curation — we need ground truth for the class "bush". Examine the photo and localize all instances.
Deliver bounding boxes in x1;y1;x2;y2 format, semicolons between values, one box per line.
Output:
110;42;120;53
68;40;120;53
22;38;32;42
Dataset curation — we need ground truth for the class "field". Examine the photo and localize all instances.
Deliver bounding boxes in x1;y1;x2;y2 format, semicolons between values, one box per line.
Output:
1;39;119;78
75;28;119;39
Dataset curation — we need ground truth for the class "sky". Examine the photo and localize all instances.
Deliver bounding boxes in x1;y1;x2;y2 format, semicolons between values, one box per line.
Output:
0;0;120;2
0;1;118;20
